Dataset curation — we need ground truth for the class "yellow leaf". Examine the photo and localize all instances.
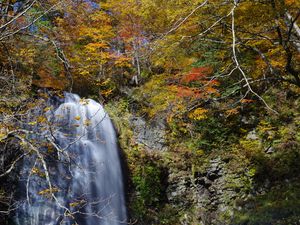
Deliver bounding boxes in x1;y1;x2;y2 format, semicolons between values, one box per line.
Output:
84;119;91;126
188;108;208;121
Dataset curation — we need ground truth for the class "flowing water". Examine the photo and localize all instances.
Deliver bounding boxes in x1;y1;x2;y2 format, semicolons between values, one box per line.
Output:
14;93;127;225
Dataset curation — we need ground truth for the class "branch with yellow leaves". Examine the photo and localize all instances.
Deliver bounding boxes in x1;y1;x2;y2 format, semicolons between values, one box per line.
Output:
230;1;278;114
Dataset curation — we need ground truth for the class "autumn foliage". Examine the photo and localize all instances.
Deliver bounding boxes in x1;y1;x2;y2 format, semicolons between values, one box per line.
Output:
181;67;213;83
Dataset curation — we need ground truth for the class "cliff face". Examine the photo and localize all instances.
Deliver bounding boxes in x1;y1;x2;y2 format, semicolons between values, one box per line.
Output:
125;116;252;225
0;140;22;225
107;92;300;225
1;89;299;225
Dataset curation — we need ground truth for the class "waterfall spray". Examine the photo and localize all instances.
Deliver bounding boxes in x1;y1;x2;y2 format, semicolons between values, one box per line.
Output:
15;93;127;225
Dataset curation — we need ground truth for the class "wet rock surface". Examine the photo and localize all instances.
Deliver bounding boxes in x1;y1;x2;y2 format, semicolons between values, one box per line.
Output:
0;140;21;225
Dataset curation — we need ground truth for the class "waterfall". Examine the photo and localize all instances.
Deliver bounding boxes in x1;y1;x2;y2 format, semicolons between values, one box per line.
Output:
14;93;127;225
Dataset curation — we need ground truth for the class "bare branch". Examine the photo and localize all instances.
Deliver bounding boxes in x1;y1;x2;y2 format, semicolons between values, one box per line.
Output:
163;0;208;37
0;0;37;30
230;2;278;114
0;1;62;41
0;153;27;178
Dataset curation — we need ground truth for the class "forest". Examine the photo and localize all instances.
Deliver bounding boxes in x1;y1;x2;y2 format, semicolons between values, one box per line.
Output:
0;0;300;224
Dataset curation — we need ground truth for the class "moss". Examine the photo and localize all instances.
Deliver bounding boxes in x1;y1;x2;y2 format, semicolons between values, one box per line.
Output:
132;163;163;207
105;98;134;151
104;86;300;225
106;98;174;223
232;180;300;225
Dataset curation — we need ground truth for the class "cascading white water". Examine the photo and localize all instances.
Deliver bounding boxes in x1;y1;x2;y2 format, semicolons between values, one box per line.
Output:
14;93;127;225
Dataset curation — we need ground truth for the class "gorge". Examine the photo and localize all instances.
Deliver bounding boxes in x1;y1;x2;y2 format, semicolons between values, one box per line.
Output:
0;0;300;224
